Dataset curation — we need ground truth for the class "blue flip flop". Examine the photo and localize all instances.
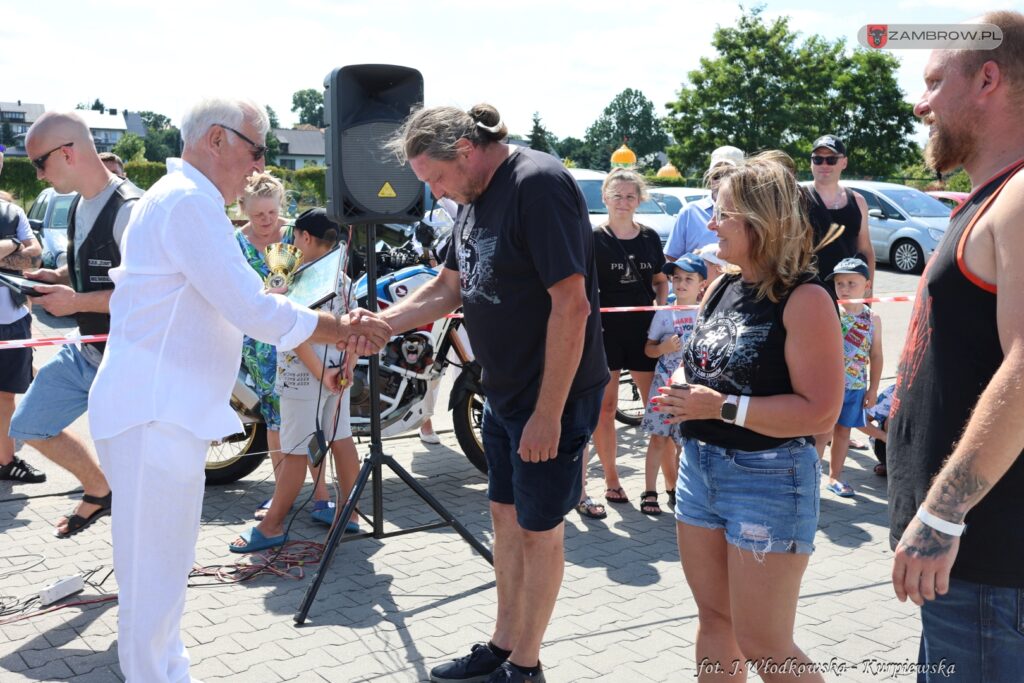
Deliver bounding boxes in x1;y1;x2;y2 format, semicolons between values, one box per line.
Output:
310;500;336;526
827;481;855;498
229;526;288;553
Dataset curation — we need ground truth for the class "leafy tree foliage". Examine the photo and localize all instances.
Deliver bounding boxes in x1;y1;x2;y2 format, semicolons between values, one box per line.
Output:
136;110;179;163
0;122;15;148
112;132;146;163
527;112;556;154
584;88;669;171
291;89;324;128
266;105;280;129
554;136;599;170
665;6;917;178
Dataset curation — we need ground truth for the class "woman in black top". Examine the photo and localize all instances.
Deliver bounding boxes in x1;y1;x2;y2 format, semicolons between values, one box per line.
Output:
654;153;843;680
582;168;667;516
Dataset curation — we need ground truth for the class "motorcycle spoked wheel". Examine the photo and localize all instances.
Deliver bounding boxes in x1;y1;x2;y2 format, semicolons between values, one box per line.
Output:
204;422;269;485
615;371;645;426
451;389;488;474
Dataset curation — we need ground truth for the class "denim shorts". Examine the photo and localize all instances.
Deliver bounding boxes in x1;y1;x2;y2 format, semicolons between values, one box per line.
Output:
918;577;1024;682
675;436;821;555
482;389;601;532
837;387;867;428
9;343;98;440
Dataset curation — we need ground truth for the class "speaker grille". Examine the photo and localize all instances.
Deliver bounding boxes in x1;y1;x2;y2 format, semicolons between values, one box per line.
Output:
340;122;420;214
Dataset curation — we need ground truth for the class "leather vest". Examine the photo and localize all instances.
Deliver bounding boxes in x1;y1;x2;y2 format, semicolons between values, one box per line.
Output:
66;179;144;353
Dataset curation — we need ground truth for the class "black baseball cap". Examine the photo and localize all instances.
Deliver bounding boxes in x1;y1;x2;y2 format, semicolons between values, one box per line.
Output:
812;135;846;156
294;208;337;240
826;257;869;280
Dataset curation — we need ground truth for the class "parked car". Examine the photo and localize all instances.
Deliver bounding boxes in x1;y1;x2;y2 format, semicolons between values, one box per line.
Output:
926;190;969;209
26;188;76;269
650;187;711;217
568;168;676;243
803;180;951;274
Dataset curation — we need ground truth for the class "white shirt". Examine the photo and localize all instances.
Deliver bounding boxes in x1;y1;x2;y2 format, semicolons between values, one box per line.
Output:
89;158;319;441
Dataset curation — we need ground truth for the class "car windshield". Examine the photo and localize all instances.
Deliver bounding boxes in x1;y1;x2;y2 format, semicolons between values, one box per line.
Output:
577;179;666;216
651;193;683;216
878;188;951;218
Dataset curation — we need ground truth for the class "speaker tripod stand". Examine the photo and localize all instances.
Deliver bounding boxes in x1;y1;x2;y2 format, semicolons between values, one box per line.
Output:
294;222;494;625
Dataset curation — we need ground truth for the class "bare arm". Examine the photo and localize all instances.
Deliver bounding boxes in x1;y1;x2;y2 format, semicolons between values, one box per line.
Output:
294;342;326;380
652;272;669;306
865;313;884;408
853;192;876;284
379;266;462;334
518;273;592;462
892;173;1024;605
0;237;42;270
657;284;844;437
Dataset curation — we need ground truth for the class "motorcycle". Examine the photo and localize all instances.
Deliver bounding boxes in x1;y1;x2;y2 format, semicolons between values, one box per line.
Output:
204;211;488;484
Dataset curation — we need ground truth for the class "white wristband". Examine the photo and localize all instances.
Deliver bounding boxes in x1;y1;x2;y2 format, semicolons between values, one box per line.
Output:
735;395;750;428
916;506;966;537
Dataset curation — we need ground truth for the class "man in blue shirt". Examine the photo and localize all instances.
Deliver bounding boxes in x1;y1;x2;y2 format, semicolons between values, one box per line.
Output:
664;145;743;260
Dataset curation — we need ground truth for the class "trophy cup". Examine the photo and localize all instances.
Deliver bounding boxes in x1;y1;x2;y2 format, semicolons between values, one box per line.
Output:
264;243;304;290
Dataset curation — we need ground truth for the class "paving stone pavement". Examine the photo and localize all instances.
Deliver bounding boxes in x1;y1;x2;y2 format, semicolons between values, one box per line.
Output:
1;294;927;682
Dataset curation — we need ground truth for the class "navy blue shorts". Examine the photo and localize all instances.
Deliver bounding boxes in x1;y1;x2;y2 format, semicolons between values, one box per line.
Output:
0;315;33;394
482;389;601;532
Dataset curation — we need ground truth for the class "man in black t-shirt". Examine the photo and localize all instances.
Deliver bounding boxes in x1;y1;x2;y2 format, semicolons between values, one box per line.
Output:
382;104;606;683
888;12;1024;680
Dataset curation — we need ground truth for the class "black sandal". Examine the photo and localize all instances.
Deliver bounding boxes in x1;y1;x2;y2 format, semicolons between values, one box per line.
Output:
55;492;112;539
605;487;630;504
666;489;676;509
640;491;662;516
576;497;608;520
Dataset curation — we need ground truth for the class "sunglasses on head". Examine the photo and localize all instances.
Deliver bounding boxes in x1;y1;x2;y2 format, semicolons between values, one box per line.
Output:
218;124;267;161
32;142;74;171
811;155;843;166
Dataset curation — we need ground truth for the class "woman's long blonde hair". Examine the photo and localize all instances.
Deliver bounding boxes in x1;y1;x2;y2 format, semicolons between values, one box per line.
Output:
717;151;815;303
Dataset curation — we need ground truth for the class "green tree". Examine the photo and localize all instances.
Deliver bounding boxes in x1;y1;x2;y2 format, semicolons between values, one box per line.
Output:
112;133;146;163
291;89;324;128
266;105;280;129
136;111;179;163
0;122;15;148
138;111;172;131
555;136;599;170
527;112;556;154
664;6;917;178
584;88;669;171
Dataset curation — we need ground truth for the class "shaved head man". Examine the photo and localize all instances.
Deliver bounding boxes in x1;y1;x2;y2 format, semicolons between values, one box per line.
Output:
10;111;144;538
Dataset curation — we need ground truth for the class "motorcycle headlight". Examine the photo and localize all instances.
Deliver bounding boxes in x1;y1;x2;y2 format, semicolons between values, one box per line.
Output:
928;228;944;242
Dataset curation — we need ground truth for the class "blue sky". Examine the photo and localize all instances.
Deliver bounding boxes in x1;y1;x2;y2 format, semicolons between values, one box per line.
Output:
3;1;1019;144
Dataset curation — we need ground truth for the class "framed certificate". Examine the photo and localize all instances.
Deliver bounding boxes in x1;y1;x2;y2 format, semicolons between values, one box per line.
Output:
286;246;344;309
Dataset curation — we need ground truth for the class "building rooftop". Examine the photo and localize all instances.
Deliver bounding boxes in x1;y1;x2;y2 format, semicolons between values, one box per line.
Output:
273;127;324;156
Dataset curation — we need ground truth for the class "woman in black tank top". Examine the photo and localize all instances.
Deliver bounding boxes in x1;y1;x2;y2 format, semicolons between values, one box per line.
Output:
653;153;844;680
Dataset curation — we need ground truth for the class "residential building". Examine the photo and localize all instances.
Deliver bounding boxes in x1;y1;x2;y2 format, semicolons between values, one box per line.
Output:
75;109;128;153
0;100;45;154
273;127;325;170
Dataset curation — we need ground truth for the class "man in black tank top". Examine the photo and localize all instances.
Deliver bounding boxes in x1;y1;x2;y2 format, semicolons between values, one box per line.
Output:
806;134;875;281
888;14;1024;680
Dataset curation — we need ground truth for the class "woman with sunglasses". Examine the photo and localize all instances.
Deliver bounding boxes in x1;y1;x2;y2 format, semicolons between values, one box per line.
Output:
654;152;843;682
804;134;875;281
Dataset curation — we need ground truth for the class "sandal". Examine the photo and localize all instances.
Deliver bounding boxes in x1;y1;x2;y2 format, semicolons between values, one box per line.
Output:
229;526;288;554
666;489;676;509
826;481;855;498
576;497;607;520
605;487;629;504
253;498;272;521
55;492;112;539
640;491;662;516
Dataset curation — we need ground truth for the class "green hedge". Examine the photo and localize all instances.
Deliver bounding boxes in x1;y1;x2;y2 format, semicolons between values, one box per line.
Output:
0;157;47;208
124;160;167;190
293;166;326;205
644;174;706;188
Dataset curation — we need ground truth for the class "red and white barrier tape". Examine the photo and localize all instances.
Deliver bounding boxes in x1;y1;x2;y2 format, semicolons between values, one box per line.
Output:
0;295;916;350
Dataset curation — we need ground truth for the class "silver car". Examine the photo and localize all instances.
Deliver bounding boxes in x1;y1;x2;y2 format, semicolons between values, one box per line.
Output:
841;180;951;274
569;168;676;244
26;187;75;269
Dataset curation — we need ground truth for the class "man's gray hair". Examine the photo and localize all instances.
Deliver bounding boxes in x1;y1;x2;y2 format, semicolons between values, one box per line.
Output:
387;104;508;163
180;97;270;149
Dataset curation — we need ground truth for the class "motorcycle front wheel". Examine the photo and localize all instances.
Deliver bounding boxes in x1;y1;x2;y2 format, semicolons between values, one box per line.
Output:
205;422;269;485
451;388;488;474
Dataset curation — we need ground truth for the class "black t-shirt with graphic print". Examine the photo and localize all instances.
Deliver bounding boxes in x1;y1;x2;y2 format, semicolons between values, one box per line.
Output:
593;225;665;334
680;272;831;451
443;147;609;415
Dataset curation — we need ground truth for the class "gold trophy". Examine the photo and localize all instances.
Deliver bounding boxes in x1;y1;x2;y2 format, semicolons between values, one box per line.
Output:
264;243;304;290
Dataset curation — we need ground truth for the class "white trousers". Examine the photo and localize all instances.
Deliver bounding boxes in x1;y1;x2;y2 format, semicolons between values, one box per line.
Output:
96;421;208;683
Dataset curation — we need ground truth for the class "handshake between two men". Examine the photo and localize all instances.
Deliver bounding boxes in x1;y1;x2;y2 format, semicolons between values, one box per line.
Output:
327;307;394;358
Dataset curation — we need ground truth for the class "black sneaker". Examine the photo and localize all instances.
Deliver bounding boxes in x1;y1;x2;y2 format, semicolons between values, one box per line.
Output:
430;643;506;683
0;456;46;484
485;662;546;682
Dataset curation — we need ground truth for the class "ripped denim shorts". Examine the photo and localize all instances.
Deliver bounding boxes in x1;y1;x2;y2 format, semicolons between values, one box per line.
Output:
675;437;821;555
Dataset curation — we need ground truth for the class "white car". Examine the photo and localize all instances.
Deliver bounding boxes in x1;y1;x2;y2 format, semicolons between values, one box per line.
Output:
568;168;676;244
650;187;711;217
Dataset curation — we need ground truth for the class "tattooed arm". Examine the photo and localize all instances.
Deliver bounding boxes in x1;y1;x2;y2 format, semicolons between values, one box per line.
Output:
0;236;42;271
892;172;1024;606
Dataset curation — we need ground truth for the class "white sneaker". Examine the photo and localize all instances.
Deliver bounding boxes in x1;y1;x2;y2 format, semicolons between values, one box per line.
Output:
419;430;442;445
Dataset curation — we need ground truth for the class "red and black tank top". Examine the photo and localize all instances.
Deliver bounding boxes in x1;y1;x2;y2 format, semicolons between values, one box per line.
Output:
887;158;1024;588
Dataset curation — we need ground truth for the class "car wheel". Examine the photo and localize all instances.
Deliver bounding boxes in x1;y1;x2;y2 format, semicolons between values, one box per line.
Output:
891;239;924;274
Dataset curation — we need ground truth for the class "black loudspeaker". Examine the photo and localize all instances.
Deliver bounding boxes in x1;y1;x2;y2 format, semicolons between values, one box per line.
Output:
324;64;424;225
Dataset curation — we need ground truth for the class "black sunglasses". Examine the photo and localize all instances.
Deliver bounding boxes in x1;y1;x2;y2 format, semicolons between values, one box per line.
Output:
32;142;74;171
218;124;267;161
811;155;844;166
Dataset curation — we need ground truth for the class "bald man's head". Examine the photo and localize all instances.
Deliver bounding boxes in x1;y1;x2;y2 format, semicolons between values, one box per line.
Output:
25;111;97;154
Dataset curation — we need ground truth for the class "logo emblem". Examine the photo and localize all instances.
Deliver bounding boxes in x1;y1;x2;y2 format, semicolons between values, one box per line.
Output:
395;284;408;297
867;24;888;49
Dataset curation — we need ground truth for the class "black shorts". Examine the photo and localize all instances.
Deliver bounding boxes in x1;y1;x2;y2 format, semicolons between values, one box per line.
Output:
601;312;656;373
0;314;33;394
